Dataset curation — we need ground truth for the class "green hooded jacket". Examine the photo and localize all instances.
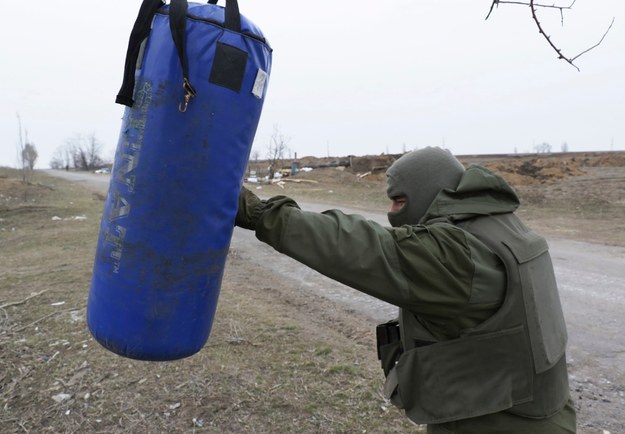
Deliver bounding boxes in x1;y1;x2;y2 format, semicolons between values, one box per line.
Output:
252;165;576;433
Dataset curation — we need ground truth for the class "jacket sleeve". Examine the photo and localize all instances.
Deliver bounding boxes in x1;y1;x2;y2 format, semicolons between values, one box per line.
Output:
254;196;503;322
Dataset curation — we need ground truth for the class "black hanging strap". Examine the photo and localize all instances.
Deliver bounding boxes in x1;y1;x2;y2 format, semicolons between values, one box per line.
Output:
205;0;241;32
224;0;241;33
116;0;165;107
169;0;197;112
116;0;242;110
169;0;190;82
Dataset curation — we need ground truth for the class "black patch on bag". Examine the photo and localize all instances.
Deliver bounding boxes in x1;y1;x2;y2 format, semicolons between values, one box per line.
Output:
209;42;248;92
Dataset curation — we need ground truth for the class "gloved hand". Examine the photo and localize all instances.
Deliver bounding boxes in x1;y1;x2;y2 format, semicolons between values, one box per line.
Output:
235;186;264;230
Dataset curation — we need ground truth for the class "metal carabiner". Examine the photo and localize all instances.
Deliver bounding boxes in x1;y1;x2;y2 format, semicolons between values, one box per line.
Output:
178;78;197;113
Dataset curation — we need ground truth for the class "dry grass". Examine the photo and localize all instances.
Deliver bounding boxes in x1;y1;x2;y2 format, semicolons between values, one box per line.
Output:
0;167;419;433
2;152;623;432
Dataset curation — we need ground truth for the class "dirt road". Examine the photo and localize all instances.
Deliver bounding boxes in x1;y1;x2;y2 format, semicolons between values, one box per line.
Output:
45;169;625;432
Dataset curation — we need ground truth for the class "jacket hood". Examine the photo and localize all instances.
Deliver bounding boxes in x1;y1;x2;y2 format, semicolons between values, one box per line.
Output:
422;165;520;223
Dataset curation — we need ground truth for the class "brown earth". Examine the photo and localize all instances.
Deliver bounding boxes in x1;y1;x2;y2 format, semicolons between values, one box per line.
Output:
1;151;624;433
256;151;625;247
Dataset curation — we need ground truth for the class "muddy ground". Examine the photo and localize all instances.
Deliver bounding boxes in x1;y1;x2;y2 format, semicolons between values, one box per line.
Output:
1;151;625;433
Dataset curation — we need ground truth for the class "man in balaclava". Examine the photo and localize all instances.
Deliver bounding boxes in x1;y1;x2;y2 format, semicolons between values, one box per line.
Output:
385;147;465;227
234;147;576;433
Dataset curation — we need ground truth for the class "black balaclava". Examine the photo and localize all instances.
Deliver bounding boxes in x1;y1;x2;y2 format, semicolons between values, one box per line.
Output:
386;147;465;227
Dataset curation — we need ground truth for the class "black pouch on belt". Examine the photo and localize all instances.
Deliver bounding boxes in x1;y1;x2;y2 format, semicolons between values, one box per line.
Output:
376;320;402;376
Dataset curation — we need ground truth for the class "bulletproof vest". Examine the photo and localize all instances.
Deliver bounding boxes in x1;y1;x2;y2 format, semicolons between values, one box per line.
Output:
389;213;570;424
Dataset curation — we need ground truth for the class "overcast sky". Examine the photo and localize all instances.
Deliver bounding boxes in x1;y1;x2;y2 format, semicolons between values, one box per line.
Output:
1;0;624;168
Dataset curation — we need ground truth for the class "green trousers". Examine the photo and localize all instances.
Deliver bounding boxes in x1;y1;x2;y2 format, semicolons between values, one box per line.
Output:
427;399;577;434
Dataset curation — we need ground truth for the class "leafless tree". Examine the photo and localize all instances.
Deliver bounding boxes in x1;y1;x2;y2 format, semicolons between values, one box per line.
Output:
15;113;34;183
49;148;65;170
561;141;569;152
22;143;38;170
50;144;73;170
266;125;290;178
250;149;260;163
64;133;104;171
534;142;552;153
486;0;614;70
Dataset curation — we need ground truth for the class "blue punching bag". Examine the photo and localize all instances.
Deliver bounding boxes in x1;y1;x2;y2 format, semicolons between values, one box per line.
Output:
87;0;272;360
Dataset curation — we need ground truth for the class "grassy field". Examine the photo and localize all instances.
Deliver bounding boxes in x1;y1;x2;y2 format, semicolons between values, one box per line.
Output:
0;167;420;433
3;153;624;433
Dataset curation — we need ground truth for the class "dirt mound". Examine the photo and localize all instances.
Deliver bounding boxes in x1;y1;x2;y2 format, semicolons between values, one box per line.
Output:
253;151;625;188
579;152;625;167
465;152;625;186
349;155;399;174
481;157;587;186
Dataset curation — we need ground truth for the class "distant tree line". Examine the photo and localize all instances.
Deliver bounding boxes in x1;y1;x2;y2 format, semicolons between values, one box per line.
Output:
532;142;570;154
15;115;107;174
50;134;106;171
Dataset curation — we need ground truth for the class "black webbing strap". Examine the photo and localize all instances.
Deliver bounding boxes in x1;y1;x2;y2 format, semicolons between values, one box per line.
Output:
116;0;165;107
116;0;242;109
206;0;241;32
169;0;196;111
224;0;241;33
169;0;190;82
170;0;241;111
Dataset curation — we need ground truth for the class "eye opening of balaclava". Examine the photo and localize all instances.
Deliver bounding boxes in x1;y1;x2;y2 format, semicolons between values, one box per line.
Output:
386;147;465;227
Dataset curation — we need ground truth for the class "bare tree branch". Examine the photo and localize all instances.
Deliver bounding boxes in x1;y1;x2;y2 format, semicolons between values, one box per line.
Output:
529;0;580;71
486;0;614;71
571;17;615;62
486;0;575;20
485;0;498;20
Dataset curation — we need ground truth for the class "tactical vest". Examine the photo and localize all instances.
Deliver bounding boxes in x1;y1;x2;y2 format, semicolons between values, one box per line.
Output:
385;213;570;424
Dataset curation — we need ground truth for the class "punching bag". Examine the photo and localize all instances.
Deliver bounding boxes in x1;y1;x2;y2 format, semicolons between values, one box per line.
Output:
87;0;272;361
